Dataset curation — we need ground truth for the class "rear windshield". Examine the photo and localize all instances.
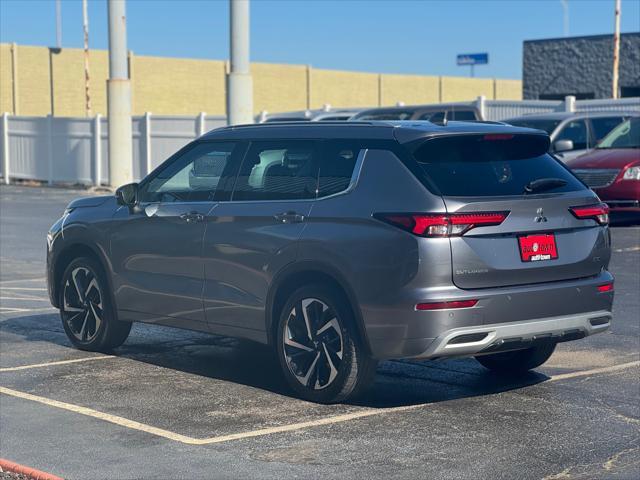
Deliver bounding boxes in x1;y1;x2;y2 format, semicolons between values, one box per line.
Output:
413;134;585;196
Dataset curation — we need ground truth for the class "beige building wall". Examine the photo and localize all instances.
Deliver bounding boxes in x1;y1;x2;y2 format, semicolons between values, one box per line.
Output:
0;44;13;114
494;79;522;100
16;45;51;116
441;76;495;101
132;55;226;115
1;43;522;117
253;62;308;113
380;74;440;106
310;69;379;108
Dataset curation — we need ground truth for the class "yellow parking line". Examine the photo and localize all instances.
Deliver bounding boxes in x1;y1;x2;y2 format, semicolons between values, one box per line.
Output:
0;386;200;445
548;360;640;382
0;356;114;372
0;360;637;446
0;385;421;445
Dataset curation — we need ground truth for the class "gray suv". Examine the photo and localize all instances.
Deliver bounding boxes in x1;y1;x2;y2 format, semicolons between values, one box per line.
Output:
47;121;614;403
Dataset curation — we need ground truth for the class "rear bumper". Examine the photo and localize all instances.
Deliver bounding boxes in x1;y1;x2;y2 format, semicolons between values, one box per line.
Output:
363;271;614;359
417;310;611;359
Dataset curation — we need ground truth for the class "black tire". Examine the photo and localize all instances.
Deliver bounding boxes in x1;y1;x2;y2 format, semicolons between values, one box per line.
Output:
475;342;557;374
59;257;131;352
275;284;377;403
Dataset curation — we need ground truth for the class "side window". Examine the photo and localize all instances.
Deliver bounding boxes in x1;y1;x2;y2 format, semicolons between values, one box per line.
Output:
139;142;237;203
591;117;623;143
556;120;588;150
419;111;445;122
317;142;361;198
232;141;318;201
451;110;478;121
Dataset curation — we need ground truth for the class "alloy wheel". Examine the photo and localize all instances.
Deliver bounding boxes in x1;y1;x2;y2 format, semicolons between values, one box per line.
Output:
62;267;103;343
283;298;344;390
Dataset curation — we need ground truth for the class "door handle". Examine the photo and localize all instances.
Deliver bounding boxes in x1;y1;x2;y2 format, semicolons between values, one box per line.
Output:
274;211;305;224
179;211;205;223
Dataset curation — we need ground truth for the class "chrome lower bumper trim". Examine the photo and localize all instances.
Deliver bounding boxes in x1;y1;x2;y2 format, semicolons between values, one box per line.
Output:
419;310;611;359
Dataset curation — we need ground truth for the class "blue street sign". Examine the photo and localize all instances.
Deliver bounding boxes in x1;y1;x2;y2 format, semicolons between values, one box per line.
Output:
456;53;489;66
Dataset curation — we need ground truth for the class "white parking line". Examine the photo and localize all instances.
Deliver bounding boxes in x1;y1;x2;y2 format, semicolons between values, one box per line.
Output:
548;360;640;382
0;306;56;313
0;287;48;291
0;356;114;372
0;278;46;285
1;296;50;302
1;360;637;446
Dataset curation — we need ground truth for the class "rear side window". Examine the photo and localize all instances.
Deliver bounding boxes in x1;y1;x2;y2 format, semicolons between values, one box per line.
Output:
232;141;318;201
317;142;360;197
414;134;585;196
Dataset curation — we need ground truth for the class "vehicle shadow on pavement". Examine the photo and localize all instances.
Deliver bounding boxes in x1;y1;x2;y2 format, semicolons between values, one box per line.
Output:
1;313;547;408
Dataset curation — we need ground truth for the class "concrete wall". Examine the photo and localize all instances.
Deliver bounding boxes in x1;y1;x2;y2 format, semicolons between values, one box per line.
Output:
0;43;522;117
523;33;640;100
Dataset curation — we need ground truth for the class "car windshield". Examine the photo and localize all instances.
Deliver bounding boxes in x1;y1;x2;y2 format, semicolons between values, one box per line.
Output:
596;118;640;149
505;119;561;135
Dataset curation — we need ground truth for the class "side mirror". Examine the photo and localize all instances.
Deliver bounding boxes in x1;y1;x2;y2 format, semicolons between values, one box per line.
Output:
115;182;139;207
553;139;574;153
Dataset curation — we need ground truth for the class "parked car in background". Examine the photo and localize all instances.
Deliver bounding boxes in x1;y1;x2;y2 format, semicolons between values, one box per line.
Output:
350;103;481;122
48;120;614;404
567;117;640;223
504;112;634;162
258;107;363;123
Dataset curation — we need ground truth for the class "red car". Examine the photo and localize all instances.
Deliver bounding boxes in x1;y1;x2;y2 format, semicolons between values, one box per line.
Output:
567;117;640;222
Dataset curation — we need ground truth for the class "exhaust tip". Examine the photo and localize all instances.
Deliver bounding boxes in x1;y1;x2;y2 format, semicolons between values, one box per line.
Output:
448;332;489;345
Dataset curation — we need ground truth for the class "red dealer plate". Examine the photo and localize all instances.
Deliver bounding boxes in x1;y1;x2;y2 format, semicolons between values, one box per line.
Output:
518;234;558;262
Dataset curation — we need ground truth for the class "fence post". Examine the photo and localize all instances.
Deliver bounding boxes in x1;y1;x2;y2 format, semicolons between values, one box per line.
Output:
144;112;152;175
198;111;206;137
564;95;576;113
47;114;54;185
94;114;102;186
2;113;9;185
476;95;487;120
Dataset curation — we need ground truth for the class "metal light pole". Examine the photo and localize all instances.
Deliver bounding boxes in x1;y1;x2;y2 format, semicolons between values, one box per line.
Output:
55;0;62;48
228;0;253;125
82;0;92;116
612;0;621;99
107;0;132;187
560;0;569;37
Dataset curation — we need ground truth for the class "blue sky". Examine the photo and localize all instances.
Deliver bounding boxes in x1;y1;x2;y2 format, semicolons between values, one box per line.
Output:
1;0;639;79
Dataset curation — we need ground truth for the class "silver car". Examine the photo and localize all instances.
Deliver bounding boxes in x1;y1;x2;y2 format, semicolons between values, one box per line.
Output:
47;121;614;403
504;112;634;162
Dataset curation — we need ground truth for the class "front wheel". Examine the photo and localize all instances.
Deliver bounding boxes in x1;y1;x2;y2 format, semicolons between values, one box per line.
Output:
275;284;377;404
475;342;557;374
59;257;131;352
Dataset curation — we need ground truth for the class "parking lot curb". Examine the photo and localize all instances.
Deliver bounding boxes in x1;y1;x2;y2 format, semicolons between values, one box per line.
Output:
0;458;64;480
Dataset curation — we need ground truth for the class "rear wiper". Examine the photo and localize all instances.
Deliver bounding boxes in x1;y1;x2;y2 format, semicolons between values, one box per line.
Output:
524;177;568;194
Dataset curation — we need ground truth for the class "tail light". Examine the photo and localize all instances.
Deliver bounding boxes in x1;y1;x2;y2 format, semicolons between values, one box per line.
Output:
416;299;478;310
597;282;614;293
374;211;509;237
569;203;609;225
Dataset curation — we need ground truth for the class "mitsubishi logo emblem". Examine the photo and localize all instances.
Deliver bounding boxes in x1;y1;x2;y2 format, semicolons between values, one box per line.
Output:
535;207;547;223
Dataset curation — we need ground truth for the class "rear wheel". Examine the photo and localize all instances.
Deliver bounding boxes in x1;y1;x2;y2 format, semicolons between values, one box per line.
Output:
475;342;557;374
59;257;131;352
275;284;377;403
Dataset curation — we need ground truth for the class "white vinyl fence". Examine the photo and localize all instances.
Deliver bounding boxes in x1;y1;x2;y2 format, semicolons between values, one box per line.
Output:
0;113;226;186
480;96;640;121
1;97;639;186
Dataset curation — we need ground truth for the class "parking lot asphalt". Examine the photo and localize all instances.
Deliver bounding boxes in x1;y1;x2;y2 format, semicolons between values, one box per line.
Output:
0;184;639;480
